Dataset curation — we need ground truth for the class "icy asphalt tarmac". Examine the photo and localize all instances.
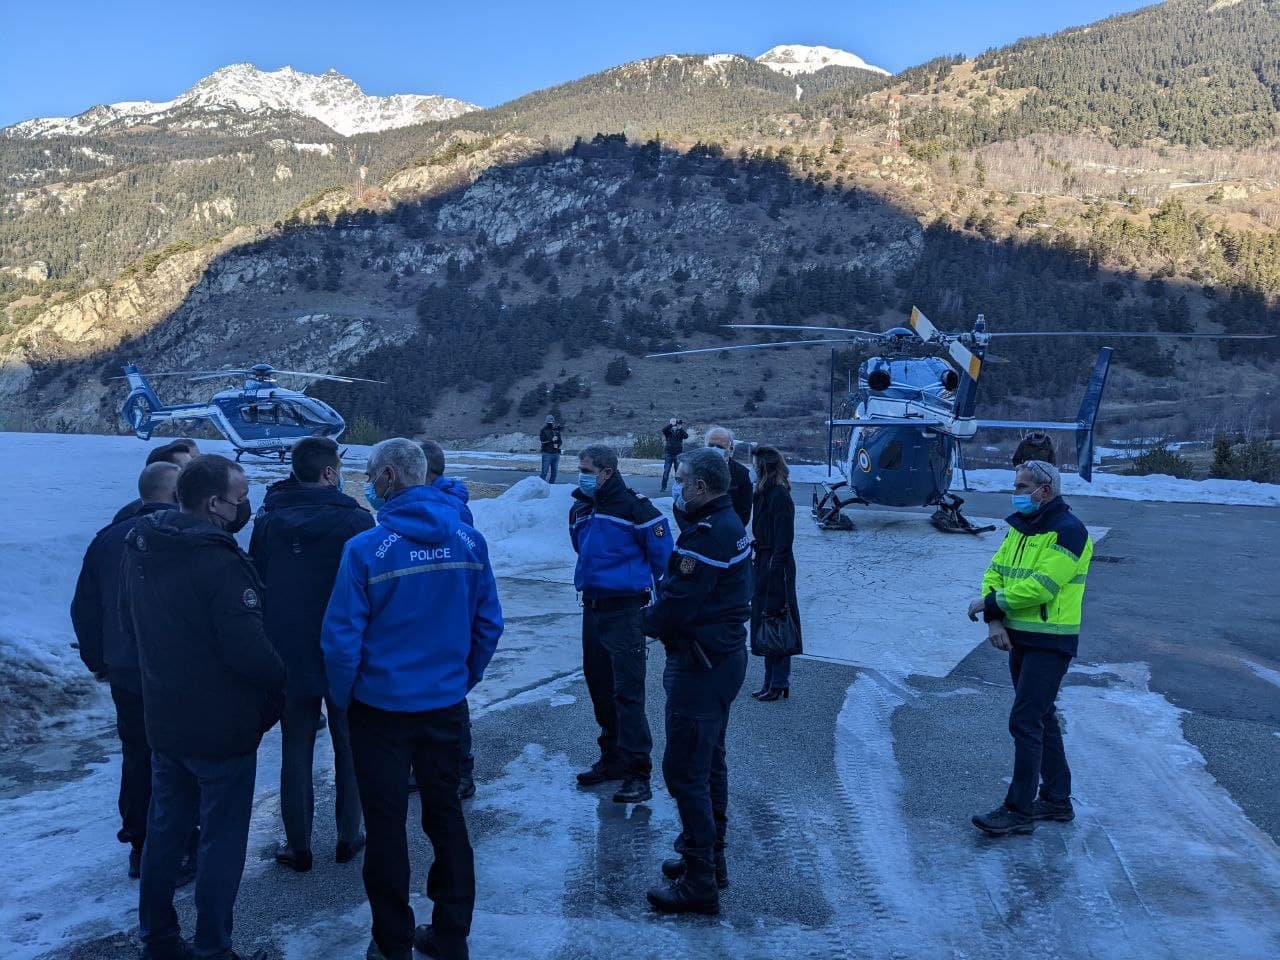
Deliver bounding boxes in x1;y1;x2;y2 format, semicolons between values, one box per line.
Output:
5;465;1279;960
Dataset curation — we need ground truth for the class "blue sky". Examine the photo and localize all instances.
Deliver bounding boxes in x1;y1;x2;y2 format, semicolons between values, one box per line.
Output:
0;0;1155;127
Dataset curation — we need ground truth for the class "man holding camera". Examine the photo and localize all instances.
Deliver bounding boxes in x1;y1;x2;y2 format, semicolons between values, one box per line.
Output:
660;418;689;493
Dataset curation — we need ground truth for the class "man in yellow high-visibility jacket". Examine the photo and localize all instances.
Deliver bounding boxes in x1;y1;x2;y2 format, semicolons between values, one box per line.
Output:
966;460;1093;836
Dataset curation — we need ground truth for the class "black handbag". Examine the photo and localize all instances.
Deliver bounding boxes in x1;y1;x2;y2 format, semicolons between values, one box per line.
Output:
751;569;800;657
751;610;800;657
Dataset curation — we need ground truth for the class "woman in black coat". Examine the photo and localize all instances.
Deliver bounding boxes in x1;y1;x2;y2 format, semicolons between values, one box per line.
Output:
749;446;802;701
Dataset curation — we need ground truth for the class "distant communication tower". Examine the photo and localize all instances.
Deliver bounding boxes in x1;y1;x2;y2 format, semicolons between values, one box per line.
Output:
885;94;901;150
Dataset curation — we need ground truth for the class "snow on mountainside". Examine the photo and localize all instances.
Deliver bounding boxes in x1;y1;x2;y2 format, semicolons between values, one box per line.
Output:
757;44;890;77
4;64;480;139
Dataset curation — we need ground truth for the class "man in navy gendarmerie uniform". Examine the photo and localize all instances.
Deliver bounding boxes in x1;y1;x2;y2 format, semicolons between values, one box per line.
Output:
322;438;503;960
122;455;287;960
570;444;673;805
72;461;188;882
642;448;751;915
249;437;374;873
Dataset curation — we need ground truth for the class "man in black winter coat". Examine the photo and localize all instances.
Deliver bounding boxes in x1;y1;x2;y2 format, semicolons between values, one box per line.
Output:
249;437;373;872
642;449;751;916
72;462;186;881
122;455;286;960
539;415;563;483
660;418;688;492
674;426;752;532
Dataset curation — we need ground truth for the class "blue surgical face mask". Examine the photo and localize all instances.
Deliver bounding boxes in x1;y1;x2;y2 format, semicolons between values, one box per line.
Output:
365;480;386;512
1011;493;1037;515
578;472;597;496
671;480;686;511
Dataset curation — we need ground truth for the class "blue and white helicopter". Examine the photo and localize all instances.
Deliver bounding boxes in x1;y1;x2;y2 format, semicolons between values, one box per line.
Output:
652;308;1270;532
118;363;380;460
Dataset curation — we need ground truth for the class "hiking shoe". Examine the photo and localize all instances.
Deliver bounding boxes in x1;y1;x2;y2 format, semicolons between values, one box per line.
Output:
576;761;625;787
336;834;366;864
412;924;468;959
366;937;411;960
1032;798;1075;822
273;844;313;872
972;804;1035;836
612;778;652;804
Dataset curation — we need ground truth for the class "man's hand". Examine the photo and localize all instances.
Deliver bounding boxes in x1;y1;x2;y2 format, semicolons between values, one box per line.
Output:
967;598;985;622
987;623;1012;652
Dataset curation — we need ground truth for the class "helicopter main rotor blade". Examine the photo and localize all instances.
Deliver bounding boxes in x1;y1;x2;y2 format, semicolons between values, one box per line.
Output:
648;338;875;359
983;331;1275;339
907;306;984;379
721;323;884;337
267;369;386;384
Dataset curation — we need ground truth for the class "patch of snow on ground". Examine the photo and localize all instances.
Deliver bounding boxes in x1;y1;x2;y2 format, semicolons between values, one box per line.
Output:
835;663;1280;957
785;462;1280;506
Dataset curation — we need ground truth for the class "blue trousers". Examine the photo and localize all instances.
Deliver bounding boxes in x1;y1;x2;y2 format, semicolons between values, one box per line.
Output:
661;455;678;490
662;647;746;867
540;453;560;483
1005;647;1072;814
139;751;256;959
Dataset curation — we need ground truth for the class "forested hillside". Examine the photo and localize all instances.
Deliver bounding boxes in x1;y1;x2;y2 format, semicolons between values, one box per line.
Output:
1;0;1277;449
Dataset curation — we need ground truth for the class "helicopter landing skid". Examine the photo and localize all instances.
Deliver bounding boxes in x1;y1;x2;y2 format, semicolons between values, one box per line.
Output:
812;482;860;531
929;494;996;535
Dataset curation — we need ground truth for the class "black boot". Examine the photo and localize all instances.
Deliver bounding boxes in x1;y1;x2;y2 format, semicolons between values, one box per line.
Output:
647;852;720;914
576;759;625;787
661;848;728;889
612;777;652;804
412;923;469;960
1032;797;1075;822
457;775;476;800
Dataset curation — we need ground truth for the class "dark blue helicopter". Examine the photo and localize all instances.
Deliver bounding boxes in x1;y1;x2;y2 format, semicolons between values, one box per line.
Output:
652;308;1271;532
119;363;380;459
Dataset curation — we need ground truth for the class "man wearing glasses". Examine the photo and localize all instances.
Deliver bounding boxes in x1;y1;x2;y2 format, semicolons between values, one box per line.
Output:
967;459;1094;836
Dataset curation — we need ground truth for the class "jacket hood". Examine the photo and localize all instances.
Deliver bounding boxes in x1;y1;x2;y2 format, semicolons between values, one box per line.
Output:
129;509;240;557
1007;495;1070;534
261;484;366;540
376;485;460;545
433;476;471;507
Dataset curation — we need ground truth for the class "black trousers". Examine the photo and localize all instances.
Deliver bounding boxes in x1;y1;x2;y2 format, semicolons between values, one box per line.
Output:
582;603;652;778
1005;647;1072;814
111;684;151;850
279;695;362;854
349;699;474;959
662;647;746;879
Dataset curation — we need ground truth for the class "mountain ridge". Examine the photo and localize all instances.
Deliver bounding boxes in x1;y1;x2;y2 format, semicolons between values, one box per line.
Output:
3;63;480;139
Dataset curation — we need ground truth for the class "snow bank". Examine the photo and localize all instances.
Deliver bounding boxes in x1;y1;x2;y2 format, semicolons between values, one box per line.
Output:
469;477;579;581
787;462;1280;507
0;433;283;742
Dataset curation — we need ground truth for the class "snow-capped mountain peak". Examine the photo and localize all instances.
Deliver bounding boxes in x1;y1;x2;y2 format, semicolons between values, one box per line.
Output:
756;44;890;77
4;64;480;139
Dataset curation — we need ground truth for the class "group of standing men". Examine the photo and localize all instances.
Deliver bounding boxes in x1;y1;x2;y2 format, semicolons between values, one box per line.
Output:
74;436;501;960
570;430;754;913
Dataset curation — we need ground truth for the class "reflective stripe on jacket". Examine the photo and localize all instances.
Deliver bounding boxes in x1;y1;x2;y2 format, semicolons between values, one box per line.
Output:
981;496;1092;657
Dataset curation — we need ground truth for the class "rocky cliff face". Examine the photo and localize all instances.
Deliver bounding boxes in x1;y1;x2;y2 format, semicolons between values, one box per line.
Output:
0;135;923;435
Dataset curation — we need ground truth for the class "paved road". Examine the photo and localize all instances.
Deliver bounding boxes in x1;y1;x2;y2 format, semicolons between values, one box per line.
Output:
15;465;1280;960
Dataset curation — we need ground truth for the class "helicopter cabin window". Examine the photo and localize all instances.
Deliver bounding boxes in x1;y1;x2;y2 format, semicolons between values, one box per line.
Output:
879;440;903;471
